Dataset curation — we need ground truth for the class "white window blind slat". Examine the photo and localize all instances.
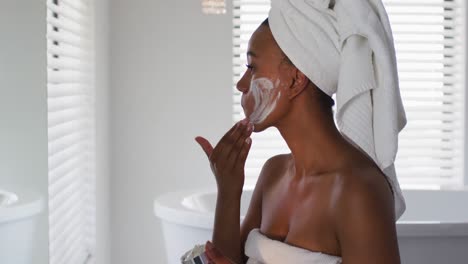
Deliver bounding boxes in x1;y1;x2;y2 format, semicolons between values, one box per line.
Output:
48;96;88;112
48;168;81;197
385;1;461;7
47;2;89;25
49;142;86;172
48;108;85;127
233;0;466;189
48;120;88;143
51;224;86;264
48;70;92;84
233;0;464;7
48;84;89;97
47;16;90;39
49;184;82;226
59;0;89;13
49;155;85;185
49;174;87;252
47;0;95;263
47;31;90;50
48;44;91;60
51;222;87;264
47;57;90;72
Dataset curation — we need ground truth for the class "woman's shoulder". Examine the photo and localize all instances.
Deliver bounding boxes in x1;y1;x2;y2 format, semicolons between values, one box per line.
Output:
334;160;393;197
257;153;292;185
329;163;396;223
263;153;291;168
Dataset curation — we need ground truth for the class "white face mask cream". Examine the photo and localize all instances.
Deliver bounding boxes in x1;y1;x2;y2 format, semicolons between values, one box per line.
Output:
248;77;282;124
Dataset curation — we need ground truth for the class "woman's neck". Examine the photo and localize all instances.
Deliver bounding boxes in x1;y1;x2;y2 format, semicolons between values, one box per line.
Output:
275;94;354;178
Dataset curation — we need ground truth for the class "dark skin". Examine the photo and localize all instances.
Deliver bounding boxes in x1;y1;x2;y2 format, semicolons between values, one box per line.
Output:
196;23;400;264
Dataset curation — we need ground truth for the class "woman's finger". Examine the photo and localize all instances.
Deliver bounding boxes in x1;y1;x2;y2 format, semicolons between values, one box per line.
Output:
205;240;214;251
225;122;253;170
205;246;223;261
234;136;252;171
218;120;245;147
210;121;242;162
213;119;247;163
205;249;231;264
204;241;237;264
205;248;217;260
195;136;214;158
205;241;223;263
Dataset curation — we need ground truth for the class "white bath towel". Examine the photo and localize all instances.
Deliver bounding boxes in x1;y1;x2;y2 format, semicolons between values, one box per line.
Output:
245;228;342;264
268;0;407;219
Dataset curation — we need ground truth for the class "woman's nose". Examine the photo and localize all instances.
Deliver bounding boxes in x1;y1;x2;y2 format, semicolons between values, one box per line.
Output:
236;71;249;94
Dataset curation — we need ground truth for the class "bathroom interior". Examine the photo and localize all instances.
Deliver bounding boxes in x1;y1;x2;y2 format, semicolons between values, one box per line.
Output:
1;0;468;263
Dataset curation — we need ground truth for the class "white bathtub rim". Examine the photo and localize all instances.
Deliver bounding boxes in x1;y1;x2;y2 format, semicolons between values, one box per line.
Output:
0;189;19;206
396;221;468;237
154;188;468;237
0;186;45;224
155;188;216;230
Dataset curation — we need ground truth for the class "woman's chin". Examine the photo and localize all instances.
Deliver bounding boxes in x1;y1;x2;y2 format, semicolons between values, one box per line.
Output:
245;113;269;132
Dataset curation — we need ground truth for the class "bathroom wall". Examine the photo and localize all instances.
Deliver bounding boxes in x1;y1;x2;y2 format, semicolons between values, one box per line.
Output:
0;1;48;263
95;0;111;263
109;0;233;263
465;2;468;185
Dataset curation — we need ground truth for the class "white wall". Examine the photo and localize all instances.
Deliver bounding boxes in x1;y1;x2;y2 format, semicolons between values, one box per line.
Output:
95;0;111;263
110;0;234;263
0;1;48;263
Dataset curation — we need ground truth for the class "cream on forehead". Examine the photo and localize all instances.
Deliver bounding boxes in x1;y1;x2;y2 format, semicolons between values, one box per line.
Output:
248;77;282;124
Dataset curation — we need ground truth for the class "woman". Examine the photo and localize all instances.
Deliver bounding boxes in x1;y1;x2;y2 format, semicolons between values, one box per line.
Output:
195;0;406;263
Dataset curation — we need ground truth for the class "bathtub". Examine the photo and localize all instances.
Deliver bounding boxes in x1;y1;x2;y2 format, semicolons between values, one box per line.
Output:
155;187;468;264
0;187;44;264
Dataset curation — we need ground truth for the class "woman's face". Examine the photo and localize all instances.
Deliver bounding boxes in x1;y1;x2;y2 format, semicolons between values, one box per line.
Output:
236;24;291;131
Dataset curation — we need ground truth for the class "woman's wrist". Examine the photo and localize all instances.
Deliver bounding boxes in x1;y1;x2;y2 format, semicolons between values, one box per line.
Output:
217;188;243;202
217;180;244;199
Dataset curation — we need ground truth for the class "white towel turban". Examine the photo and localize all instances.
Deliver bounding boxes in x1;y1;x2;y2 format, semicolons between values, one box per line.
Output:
268;0;407;219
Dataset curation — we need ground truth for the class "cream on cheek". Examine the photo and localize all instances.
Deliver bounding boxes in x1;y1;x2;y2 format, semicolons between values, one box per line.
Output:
248;77;282;124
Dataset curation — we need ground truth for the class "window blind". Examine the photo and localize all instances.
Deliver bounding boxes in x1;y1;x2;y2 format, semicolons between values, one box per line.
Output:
47;0;96;263
233;0;465;189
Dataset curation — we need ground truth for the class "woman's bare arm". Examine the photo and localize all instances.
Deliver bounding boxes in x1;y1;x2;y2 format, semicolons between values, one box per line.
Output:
195;119;254;263
205;154;282;264
333;171;400;264
212;191;243;263
239;155;284;262
212;155;282;263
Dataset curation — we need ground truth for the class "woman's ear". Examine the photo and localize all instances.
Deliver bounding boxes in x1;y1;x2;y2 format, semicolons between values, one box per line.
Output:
287;68;309;100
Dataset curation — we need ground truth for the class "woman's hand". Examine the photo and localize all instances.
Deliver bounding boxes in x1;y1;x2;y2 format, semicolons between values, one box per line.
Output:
205;241;239;264
195;118;254;197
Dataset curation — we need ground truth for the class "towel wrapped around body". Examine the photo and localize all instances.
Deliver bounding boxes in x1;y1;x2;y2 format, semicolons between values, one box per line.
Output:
245;229;342;264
